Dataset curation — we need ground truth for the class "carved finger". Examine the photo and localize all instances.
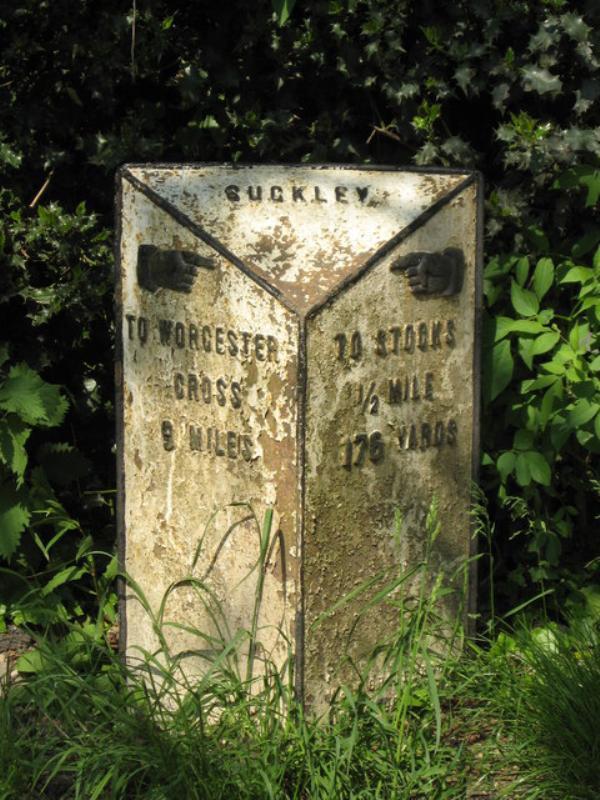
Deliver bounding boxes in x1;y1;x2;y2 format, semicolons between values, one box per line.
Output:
391;252;427;271
182;252;216;269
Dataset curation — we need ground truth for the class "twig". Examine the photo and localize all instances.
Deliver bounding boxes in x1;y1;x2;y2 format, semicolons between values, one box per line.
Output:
29;170;54;209
367;125;404;145
131;0;137;81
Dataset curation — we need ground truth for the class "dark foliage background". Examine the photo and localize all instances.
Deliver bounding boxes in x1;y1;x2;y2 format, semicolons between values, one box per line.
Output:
0;0;598;626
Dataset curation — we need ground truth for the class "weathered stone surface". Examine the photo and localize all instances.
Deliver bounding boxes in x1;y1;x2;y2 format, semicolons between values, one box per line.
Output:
116;165;482;708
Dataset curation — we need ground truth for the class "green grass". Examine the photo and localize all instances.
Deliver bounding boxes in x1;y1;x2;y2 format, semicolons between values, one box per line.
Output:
0;503;473;799
0;616;470;799
2;504;600;799
487;619;600;800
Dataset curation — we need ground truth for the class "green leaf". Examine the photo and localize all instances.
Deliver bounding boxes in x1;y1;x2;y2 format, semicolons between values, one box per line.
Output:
532;258;554;300
515;257;529;287
518;337;536;369
525;225;550;254
514;429;534;450
573;380;596;399
567;399;598;427
36;443;91;486
531;331;560;356
497;451;515;481
581;169;600;207
515;453;532;486
521;375;558;393
542;360;566;375
42;565;87;596
483;340;514;403
590;355;600;372
0;416;30;484
511;280;539;317
560;266;593;284
272;0;296;25
0;484;30;560
595;412;600;440
522;451;551;486
550;417;571;449
540;382;562;426
495;317;546;341
569;323;589;352
0;364;68;427
576;429;596;448
553;165;600;206
15;649;45;674
572;229;600;259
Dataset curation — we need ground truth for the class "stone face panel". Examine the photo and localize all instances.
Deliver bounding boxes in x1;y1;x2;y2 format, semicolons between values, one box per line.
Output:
303;184;479;711
118;182;300;672
116;165;481;700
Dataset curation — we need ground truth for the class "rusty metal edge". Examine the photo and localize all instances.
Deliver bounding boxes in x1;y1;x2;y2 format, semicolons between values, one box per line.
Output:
469;172;485;634
114;167;128;660
306;173;479;319
120;168;298;315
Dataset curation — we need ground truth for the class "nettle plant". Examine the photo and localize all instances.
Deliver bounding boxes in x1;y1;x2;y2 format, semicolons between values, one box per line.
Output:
0;347;106;629
482;165;600;590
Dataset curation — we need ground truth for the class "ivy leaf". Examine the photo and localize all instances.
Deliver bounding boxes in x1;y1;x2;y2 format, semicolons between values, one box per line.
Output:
0;484;30;560
533;258;554;300
0;416;31;485
521;65;563;96
511;280;539;317
0;364;68;427
483;339;514;404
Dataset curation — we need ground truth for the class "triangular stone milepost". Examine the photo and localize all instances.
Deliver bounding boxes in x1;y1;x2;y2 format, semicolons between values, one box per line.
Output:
116;164;482;713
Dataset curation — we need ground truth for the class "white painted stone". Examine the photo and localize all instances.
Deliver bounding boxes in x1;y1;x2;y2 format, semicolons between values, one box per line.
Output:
117;165;481;708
